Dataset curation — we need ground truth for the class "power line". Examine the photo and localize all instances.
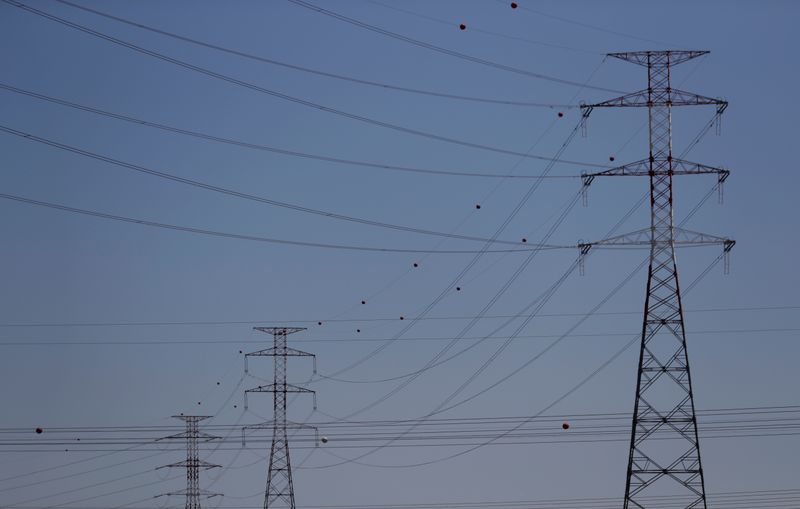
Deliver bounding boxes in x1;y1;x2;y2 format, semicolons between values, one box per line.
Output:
5;487;800;509
305;250;731;469
53;0;580;108
285;0;623;94
0;192;554;255
3;326;794;348
319;116;587;382
6;404;799;431
364;0;600;56
1;0;609;168
0;124;564;248
499;0;683;48
0;83;581;180
1;304;793;328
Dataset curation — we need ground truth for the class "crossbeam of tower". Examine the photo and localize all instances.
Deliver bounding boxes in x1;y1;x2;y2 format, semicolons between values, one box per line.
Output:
156;415;222;509
244;327;316;509
579;50;734;509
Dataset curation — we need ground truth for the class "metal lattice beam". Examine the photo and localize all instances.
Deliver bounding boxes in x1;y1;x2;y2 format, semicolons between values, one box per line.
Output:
580;50;734;509
156;416;221;509
245;327;316;509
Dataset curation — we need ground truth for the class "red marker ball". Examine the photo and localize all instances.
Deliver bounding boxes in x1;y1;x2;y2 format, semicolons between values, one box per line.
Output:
459;23;466;30
400;316;405;320
511;2;518;8
456;286;461;291
413;262;419;268
522;238;528;243
356;329;361;333
35;427;43;434
318;321;323;326
361;300;366;305
558;112;564;118
562;422;570;430
609;155;616;162
475;204;481;209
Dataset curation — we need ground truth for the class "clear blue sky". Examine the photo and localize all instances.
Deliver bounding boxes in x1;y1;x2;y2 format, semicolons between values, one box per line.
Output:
0;1;798;507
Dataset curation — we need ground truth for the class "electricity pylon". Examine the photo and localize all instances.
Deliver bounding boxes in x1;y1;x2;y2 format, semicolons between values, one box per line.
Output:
156;415;222;509
244;327;316;509
579;51;734;509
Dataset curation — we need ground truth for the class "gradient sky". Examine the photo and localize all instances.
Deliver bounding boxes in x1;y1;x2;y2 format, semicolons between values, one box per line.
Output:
0;1;798;508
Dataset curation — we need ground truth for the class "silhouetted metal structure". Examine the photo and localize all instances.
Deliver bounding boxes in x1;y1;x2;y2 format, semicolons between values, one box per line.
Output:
580;51;733;509
156;415;221;509
244;327;316;509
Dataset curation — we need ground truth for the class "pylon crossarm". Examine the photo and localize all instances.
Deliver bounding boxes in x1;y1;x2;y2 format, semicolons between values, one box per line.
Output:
156;489;223;498
244;383;317;411
157;431;219;442
580;227;733;249
245;383;315;394
253;326;306;335
157;459;221;470
246;347;315;358
609;50;709;66
585;89;724;109
582;158;729;179
243;420;317;431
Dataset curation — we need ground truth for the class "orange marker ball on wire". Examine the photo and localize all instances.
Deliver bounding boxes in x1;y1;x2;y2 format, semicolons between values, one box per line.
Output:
511;2;518;8
609;155;616;162
459;23;466;30
35;427;43;434
562;422;570;430
475;204;481;210
558;111;564;118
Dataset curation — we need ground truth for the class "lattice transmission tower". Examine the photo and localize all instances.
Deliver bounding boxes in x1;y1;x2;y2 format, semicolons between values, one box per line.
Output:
156;415;222;509
244;327;317;509
579;51;734;508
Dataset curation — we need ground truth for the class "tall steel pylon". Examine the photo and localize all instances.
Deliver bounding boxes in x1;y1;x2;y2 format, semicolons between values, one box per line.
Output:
244;327;316;509
579;51;734;508
156;415;222;509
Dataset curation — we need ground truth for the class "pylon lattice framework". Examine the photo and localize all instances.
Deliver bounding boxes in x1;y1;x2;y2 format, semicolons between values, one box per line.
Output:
580;50;734;509
156;415;222;509
244;327;316;509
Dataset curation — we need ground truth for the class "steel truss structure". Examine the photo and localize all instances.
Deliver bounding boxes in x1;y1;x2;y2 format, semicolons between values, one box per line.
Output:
156;415;221;509
244;327;316;509
580;50;733;509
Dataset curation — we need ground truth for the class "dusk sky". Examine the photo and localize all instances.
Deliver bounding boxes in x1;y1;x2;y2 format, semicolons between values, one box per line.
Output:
0;1;798;508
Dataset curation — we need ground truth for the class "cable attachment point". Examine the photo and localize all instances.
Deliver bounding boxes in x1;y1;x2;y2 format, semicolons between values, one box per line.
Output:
581;172;595;207
578;242;591;276
579;102;593;138
723;239;735;275
717;169;730;205
715;101;728;136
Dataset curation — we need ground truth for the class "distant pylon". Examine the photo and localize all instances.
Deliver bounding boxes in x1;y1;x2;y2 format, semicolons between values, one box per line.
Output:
244;327;316;509
580;51;734;509
156;415;222;509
